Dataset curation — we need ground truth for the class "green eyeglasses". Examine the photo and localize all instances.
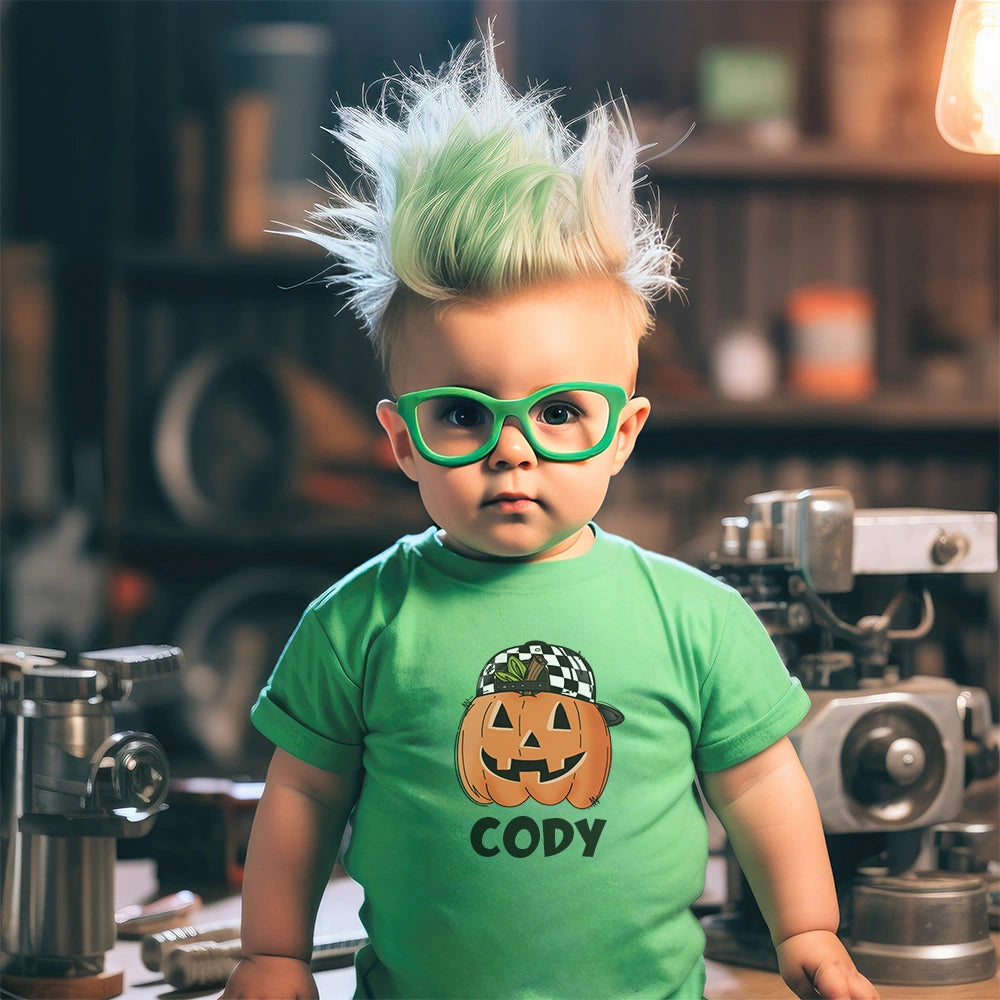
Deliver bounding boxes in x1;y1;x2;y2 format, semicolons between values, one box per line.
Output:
394;382;629;467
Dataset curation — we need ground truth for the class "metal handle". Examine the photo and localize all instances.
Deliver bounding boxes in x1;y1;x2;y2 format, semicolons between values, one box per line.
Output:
78;645;183;700
90;732;170;816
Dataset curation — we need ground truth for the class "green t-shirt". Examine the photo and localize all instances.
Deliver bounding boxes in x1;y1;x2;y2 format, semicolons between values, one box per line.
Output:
252;525;810;999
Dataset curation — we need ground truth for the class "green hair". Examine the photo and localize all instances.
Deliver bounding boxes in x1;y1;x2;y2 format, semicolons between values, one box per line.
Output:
279;30;679;368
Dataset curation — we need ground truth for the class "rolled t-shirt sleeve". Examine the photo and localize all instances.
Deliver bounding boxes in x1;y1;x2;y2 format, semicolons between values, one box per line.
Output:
251;606;365;773
694;590;811;773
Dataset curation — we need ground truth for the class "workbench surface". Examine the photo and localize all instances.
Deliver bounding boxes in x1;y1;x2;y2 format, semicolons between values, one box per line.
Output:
103;862;998;1000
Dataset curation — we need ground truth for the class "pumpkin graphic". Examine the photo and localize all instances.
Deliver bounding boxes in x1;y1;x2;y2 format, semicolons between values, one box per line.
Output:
456;641;623;809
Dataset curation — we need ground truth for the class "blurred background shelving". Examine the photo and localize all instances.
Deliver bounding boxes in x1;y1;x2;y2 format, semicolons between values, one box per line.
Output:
2;0;996;776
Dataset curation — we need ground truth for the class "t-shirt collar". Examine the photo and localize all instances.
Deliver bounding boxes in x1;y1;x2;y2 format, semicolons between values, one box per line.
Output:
408;522;618;589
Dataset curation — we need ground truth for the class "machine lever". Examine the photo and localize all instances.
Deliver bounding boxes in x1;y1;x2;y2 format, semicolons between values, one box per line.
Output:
791;578;935;645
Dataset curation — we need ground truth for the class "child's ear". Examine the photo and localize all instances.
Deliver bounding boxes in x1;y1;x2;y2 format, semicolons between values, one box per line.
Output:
376;400;419;482
609;395;651;476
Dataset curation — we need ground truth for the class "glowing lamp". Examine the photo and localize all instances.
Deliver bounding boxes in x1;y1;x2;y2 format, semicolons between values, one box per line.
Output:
935;0;1000;153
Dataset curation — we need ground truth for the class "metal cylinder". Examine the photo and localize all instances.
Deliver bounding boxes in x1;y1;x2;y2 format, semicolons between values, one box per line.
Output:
163;939;243;990
847;871;997;985
2;681;117;973
2;644;178;989
141;919;242;972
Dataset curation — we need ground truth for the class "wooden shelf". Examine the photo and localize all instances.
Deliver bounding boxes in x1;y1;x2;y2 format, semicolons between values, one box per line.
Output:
108;502;426;563
112;244;329;280
646;137;1000;184
645;393;999;433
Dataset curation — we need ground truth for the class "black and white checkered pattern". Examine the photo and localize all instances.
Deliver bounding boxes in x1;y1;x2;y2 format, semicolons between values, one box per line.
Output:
474;639;625;727
476;640;596;702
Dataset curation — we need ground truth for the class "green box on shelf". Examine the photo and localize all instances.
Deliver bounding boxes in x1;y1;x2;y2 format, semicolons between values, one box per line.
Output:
698;45;795;124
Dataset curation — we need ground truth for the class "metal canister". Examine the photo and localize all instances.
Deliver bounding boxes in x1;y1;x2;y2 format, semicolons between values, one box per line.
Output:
1;645;179;995
786;285;876;400
846;869;997;985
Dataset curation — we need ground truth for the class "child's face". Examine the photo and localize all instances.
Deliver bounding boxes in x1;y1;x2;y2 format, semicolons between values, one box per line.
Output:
376;279;650;562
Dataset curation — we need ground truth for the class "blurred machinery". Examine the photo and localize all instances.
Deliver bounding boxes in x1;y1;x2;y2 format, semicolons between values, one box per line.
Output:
703;487;998;986
1;644;181;999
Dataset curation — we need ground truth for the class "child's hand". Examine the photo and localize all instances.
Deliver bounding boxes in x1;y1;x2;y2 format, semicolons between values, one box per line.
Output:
220;955;318;999
775;929;879;999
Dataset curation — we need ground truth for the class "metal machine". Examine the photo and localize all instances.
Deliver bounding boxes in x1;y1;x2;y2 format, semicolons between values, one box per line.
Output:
702;487;998;986
1;643;181;999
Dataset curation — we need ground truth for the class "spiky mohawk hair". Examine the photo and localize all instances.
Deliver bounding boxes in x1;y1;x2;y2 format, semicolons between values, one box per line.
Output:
280;30;679;368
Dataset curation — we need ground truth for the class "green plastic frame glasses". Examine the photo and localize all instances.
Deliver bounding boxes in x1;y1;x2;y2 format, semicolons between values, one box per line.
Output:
393;381;629;467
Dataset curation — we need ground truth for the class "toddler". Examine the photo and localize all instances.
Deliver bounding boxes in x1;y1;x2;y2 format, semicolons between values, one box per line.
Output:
223;33;877;1000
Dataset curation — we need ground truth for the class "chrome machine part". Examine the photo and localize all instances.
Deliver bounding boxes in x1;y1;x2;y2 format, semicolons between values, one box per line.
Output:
847;870;996;985
91;731;171;816
0;644;180;998
789;578;935;677
790;677;967;834
929;822;998;873
712;488;996;833
852;507;998;576
703;487;998;981
730;487;998;588
79;643;183;701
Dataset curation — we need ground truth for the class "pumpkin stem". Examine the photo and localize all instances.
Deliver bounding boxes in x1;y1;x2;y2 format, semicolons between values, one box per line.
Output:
525;655;547;683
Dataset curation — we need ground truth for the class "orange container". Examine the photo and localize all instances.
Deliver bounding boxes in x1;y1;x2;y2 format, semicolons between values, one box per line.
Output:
786;285;876;399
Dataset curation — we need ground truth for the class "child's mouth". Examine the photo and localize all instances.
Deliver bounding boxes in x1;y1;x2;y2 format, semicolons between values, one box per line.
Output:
486;493;537;513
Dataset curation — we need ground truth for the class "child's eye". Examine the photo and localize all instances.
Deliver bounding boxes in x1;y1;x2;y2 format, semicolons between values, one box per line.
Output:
439;401;489;428
538;402;581;425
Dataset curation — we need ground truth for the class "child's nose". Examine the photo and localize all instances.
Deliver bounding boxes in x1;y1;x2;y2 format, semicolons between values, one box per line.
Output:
487;418;538;469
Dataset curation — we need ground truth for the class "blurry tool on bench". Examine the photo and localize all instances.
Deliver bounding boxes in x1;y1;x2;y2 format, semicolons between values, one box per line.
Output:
161;931;368;990
114;889;202;939
140;918;241;972
153;347;388;531
703;487;998;985
1;644;181;999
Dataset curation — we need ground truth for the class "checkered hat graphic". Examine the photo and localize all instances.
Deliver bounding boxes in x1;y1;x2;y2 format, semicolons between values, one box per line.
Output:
475;640;624;726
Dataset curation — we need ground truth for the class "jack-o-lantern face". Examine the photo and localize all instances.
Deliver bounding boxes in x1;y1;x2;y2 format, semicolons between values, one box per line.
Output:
456;691;612;808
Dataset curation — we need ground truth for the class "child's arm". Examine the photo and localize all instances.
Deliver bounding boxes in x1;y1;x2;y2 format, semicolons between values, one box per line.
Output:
700;737;879;1000
222;748;362;1000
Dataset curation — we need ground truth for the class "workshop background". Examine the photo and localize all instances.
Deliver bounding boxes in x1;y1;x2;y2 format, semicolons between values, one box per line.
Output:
2;0;997;779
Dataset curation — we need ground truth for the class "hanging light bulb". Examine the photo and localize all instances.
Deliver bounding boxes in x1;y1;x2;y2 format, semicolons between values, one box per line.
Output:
935;0;1000;153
